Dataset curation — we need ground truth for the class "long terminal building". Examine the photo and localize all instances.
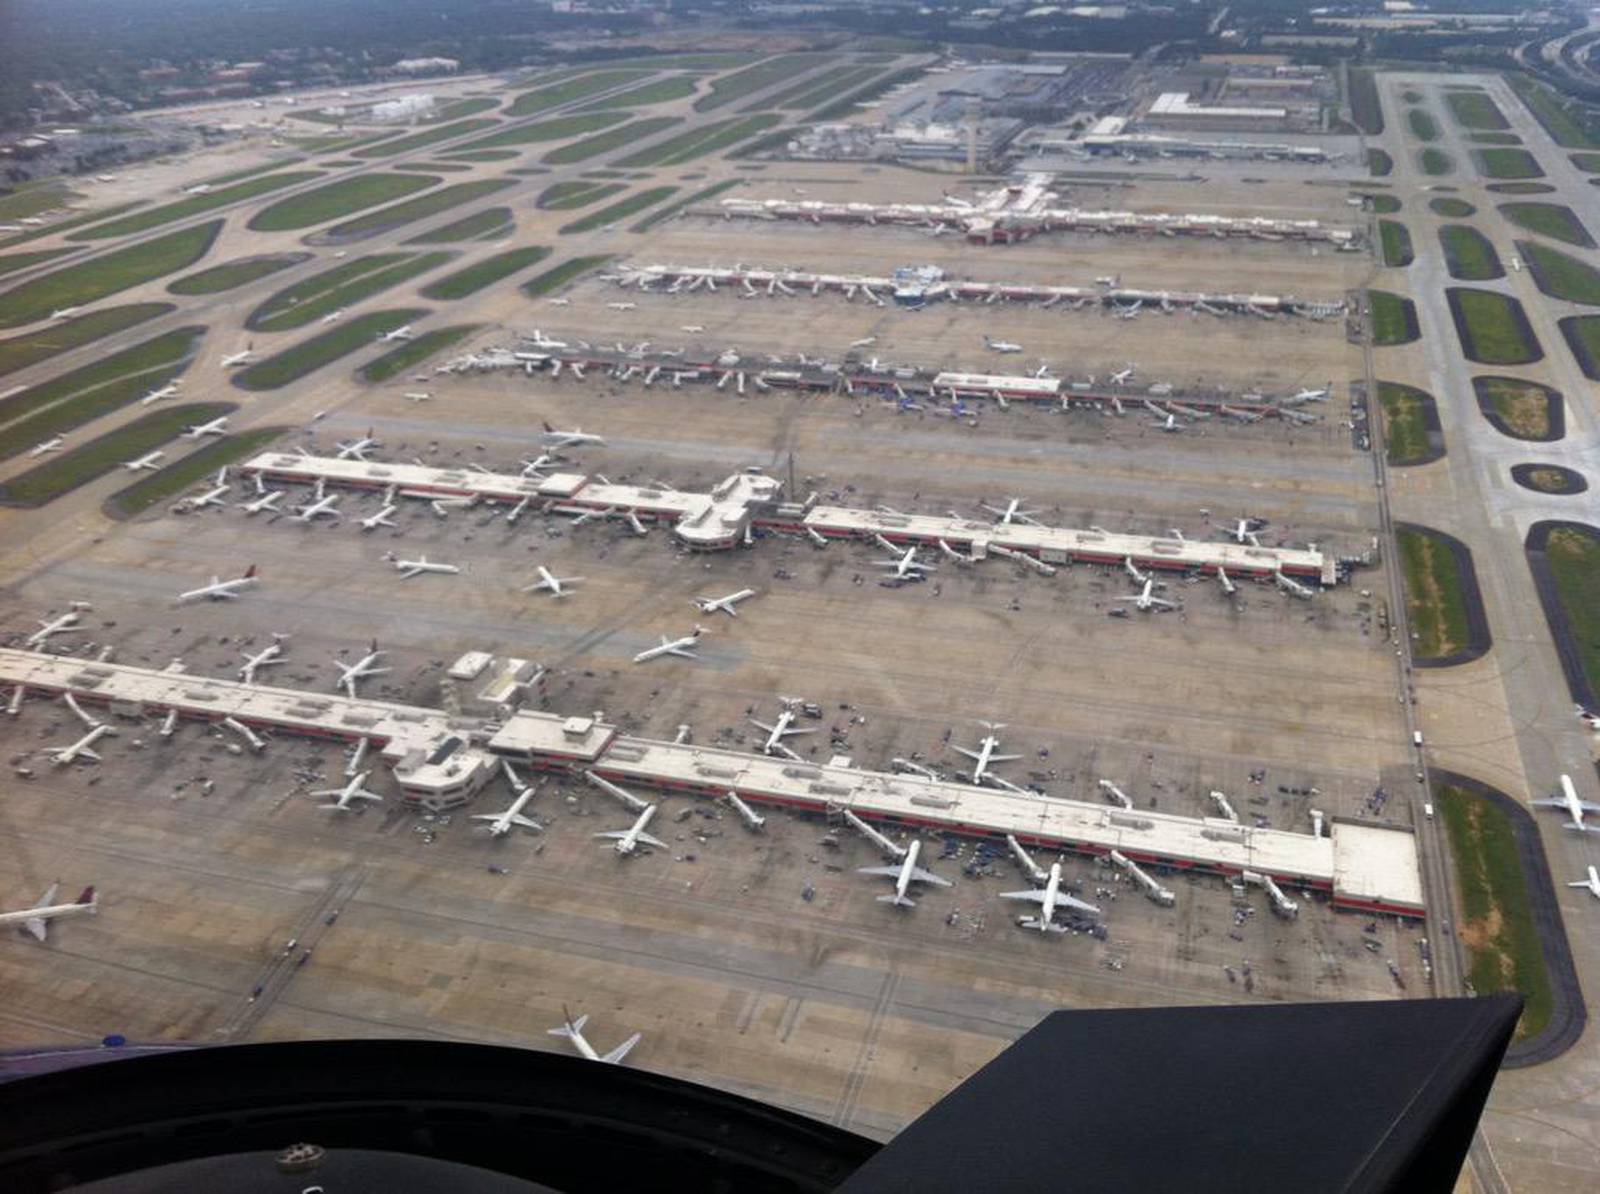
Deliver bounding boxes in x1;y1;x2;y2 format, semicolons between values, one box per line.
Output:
0;647;1423;918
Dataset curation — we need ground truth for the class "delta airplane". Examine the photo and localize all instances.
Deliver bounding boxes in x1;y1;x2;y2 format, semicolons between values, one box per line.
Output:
122;451;164;471
1110;365;1136;385
140;382;181;406
320;308;345;324
181;469;230;510
377;325;414;343
692;588;756;617
238;489;285;515
0;884;98;941
851;336;877;348
1534;774;1600;833
984;336;1023;353
1150;412;1181;433
522;566;582;598
46;723;116;766
874;544;936;580
335;430;379;460
749;701;815;755
25;603;90;649
596;803;667;856
548;1011;640;1064
633;627;705;663
1291;385;1331;402
528;329;568;349
50;307;83;321
520;454;558;476
238;635;288;684
28;436;65;457
293;483;341;523
390;555;459;579
954;722;1021;785
540;423;605;449
177;564;258;602
313;770;384;811
220;346;255;367
858;840;952;908
1226;517;1264;545
1118;578;1178;612
680;325;705;333
547;298;570;307
982;497;1039;526
1000;861;1100;932
333;640;389;697
473;766;542;837
359;504;398;531
606;301;637;311
1569;866;1600;900
181;416;229;439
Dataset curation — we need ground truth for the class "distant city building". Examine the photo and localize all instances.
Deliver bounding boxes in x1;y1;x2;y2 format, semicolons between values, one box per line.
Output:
388;57;460;76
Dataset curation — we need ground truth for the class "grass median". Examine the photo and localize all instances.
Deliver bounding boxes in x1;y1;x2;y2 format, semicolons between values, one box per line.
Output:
103;426;286;518
248;252;454;332
560;187;678;234
1368;290;1419;346
1447;288;1540;364
544;117;682;165
1518;240;1600;305
70;172;321;240
521;255;612;298
456;112;629;152
616;114;782;167
0;303;173;378
169;253;312;296
405;208;514;243
233;309;426;390
314;179;514;243
359;324;481;382
1445;90;1509;131
1473;376;1559;440
354;118;499;159
1475;148;1544;180
1499;202;1593;248
1376;382;1437;465
1439;224;1503;280
694;54;817;111
1397;526;1471;659
420;247;550;300
1379;220;1413;267
506;70;654;118
249;173;439;232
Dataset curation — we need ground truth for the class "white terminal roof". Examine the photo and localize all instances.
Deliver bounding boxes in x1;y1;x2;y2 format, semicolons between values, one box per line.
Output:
1149;91;1289;119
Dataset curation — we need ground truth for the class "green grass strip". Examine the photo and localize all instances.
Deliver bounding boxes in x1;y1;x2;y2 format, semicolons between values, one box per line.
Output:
1445;90;1509;131
577;76;698;110
695;55;818;112
249;252;454;332
103;426;286;518
1369;290;1419;346
1518;240;1600;305
1376;382;1433;465
359;324;481;382
1380;220;1413;267
1407;108;1439;142
506;70;655;118
456;112;630;152
315;180;515;243
0;303;173;378
420;247;549;300
1506;74;1600;151
617;114;782;167
1368;148;1393;177
169;253;311;296
71;172;322;240
405;208;514;243
539;181;627;210
0;248;73;280
234;309;426;391
544;117;682;164
1439;225;1502;281
354;118;500;159
1475;148;1544;180
521;255;612;298
630;179;741;231
1499;202;1594;248
0;221;220;330
249;173;439;232
1449;288;1540;364
559;187;678;234
1398;527;1469;658
1419;148;1453;176
1429;197;1475;218
0;201;147;250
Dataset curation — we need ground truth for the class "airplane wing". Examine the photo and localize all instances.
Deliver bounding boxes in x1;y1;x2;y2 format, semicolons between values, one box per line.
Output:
23;916;50;942
35;882;59;908
997;888;1047;904
1152;598;1179;610
399;567;421;579
988;752;1023;762
594;830;630;841
1056;893;1101;914
909;867;952;888
1581;802;1600;814
78;747;101;763
857;865;904;878
1531;798;1566;808
636;832;668;850
602;1032;642;1064
508;814;544;831
667;647;697;658
952;746;981;760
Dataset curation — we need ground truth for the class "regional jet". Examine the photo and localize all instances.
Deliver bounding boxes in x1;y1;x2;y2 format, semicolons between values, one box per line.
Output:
238;635;288;684
522;566;582;598
750;701;815;756
177;564;258;602
874;544;936;579
1118;578;1178;612
851;336;878;348
982;497;1039;526
377;325;414;343
548;1011;641;1064
1534;774;1600;833
1110;365;1136;385
0;884;98;941
25;603;90;649
473;767;542;837
50;307;82;321
332;640;389;697
540;423;605;449
858;840;951;908
220;346;255;367
45;723;116;766
335;430;379;460
596;803;666;856
28;436;65;457
122;451;164;471
140;382;181;406
984;336;1023;353
238;489;285;515
390;555;459;579
181;469;230;511
692;588;756;617
293;482;341;523
1226;517;1265;545
181;416;229;439
1151;412;1181;432
1000;861;1100;932
1569;866;1600;900
953;722;1021;785
633;627;705;663
313;770;384;811
359;504;398;531
680;325;705;334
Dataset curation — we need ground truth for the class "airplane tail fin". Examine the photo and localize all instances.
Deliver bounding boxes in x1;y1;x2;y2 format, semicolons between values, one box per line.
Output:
76;886;96;910
548;1013;587;1038
877;894;916;908
244;565;257;580
603;1032;641;1064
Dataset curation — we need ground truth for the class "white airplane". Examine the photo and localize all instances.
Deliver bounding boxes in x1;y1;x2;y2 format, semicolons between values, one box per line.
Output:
954;722;1022;785
50;307;83;321
1151;412;1181;433
122;451;165;471
1291;385;1330;402
25;603;90;649
391;555;459;579
634;627;705;663
178;564;258;602
377;325;414;343
1000;861;1100;932
293;489;341;523
1110;366;1136;385
473;769;543;837
238;636;288;684
360;504;398;531
540;422;605;449
1568;866;1600;900
404;392;432;403
1118;578;1178;612
45;723;116;766
982;498;1039;526
1226;517;1264;545
320;308;345;324
238;489;285;515
520;454;558;476
548;1011;640;1064
335;430;379;460
851;336;878;348
984;336;1023;353
181;416;229;439
181;469;230;510
874;544;936;579
1534;774;1600;833
0;884;98;942
606;302;637;311
692;588;757;617
313;770;384;811
140;382;181;406
750;701;815;755
596;803;667;856
528;329;568;349
220;346;255;367
333;640;389;697
522;566;583;598
547;298;570;307
28;436;65;457
680;325;705;334
858;840;951;908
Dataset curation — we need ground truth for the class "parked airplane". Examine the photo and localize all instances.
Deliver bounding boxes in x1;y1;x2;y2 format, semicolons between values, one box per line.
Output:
1226;517;1264;545
181;469;230;510
858;840;951;908
320;308;345;324
523;566;583;598
1151;412;1181;433
45;723;116;766
874;543;936;579
547;298;570;307
1534;774;1600;833
238;635;288;684
954;722;1021;785
1001;861;1100;932
548;1011;640;1064
335;430;379;460
633;627;705;663
178;564;258;602
25;603;90;649
680;325;705;333
28;436;65;457
984;336;1023;353
390;555;459;579
122;451;165;471
332;640;389;697
50;307;83;321
220;346;255;367
313;770;384;811
181;416;229;439
1110;365;1136;385
473;767;542;837
750;701;815;756
982;497;1039;526
1118;578;1178;612
0;883;98;941
1291;385;1330;402
293;484;341;523
540;423;605;449
359;504;398;531
377;325;414;343
1122;556;1149;585
1569;866;1600;900
692;588;757;617
851;336;878;348
140;382;181;406
238;489;285;515
596;803;666;856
